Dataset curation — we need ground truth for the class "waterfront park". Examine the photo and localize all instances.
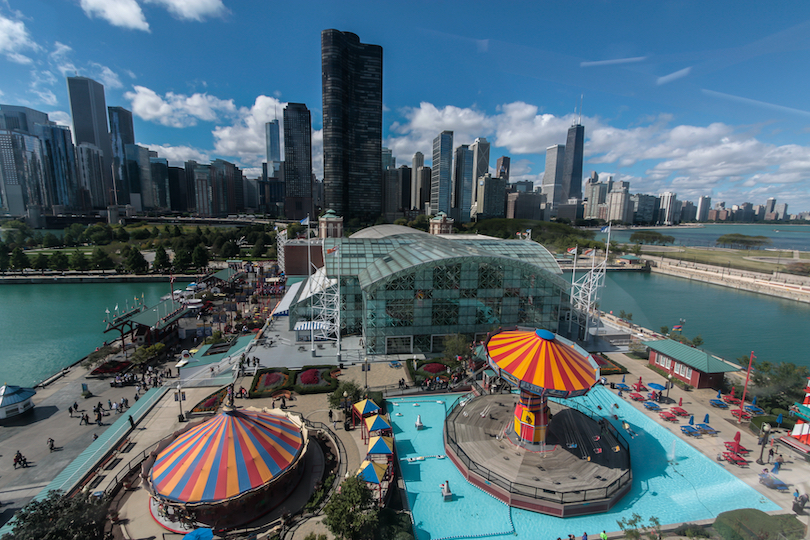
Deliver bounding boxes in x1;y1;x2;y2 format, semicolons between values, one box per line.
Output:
0;219;809;540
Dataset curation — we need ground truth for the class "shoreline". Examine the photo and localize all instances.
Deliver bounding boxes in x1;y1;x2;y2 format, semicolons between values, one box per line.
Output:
0;273;198;285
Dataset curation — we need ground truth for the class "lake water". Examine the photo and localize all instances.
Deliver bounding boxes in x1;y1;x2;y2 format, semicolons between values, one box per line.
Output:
596;223;810;251
598;271;810;367
0;281;171;387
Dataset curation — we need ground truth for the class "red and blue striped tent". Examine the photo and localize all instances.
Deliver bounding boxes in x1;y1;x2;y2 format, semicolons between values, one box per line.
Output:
486;329;598;397
150;408;304;503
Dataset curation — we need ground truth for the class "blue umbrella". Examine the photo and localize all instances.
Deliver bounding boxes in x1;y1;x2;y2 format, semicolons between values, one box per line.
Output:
622;374;626;383
777;413;783;426
772;462;781;474
717;389;722;399
704;413;710;424
184;529;214;540
752;396;757;406
649;383;666;391
689;415;694;425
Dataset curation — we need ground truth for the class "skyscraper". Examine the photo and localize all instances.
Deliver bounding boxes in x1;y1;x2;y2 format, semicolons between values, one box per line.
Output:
542;144;565;207
108;106;134;205
0;129;48;215
470;138;490;210
696;196;712;222
451;144;473;223
67;76;114;207
321;29;383;220
411;151;424;210
431;131;453;215
35;124;79;210
283;103;313;220
265;119;281;179
0;105;52;134
495;155;510;181
561;122;584;201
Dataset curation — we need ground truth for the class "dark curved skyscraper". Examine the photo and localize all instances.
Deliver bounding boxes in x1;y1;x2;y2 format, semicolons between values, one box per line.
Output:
321;29;383;221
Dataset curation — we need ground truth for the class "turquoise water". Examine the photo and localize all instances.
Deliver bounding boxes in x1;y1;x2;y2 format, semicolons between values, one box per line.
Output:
0;282;171;387
598;272;810;367
596;223;810;251
389;389;778;540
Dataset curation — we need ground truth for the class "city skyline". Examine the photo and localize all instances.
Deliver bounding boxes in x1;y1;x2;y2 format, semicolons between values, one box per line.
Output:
2;2;810;211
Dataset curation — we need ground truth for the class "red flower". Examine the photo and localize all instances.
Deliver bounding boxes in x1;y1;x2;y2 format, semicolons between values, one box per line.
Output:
422;363;447;374
300;369;320;385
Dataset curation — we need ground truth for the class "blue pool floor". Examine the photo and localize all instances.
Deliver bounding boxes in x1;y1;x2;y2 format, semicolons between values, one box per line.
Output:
388;387;778;540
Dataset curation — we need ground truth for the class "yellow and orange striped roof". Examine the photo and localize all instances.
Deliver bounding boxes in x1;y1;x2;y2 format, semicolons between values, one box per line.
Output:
487;329;597;393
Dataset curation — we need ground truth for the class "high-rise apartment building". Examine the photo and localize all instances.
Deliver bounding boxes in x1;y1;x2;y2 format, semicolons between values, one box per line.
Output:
76;142;105;210
495;155;510;181
150;157;170;210
765;197;776;215
561;123;584;201
431;131;453;215
542;144;565;207
211;159;244;216
0;105;52;134
67;77;114;207
283;103;313;220
321;29;383;221
658;192;680;225
265;120;282;181
411;151;424;210
607;184;632;224
108;106;134;205
381;147;395;171
124;144;152;211
414;166;431;214
451;144;474;223
631;194;658;225
474;173;506;221
35;124;79;210
696;196;711;222
0;129;48;215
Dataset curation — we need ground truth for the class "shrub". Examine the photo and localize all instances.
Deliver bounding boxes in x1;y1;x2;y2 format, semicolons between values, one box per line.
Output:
293;366;339;395
422;363;446;374
300;368;320;385
249;368;292;398
715;509;804;540
673;523;711;539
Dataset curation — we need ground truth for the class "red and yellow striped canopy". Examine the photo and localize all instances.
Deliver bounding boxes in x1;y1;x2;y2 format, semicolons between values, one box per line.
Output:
150;408;304;503
487;329;597;395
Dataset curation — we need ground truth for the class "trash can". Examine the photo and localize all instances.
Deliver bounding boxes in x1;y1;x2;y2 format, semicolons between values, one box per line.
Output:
610;382;616;389
178;414;186;422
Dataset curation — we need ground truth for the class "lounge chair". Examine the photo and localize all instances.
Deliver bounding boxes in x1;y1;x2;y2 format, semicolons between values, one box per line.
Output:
745;405;765;415
680;425;702;437
709;399;729;409
723;396;742;405
722;452;748;467
388;361;402;368
759;473;789;491
671;407;689;416
659;411;678;422
616;383;630;391
629;393;645;402
696;423;718;436
731;409;752;421
643;401;661;411
724;441;750;454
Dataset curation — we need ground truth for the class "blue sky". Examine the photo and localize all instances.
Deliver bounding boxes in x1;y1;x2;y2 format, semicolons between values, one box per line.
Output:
3;0;810;213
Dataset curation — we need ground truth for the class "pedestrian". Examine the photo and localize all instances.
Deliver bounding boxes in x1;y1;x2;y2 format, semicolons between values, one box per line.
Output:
601;531;608;540
135;385;140;395
768;448;775;463
93;433;98;441
128;415;135;428
281;397;286;409
583;533;588;540
794;489;801;502
112;402;119;414
328;409;333;423
776;454;785;465
68;405;73;417
47;438;54;452
134;393;139;402
73;401;78;411
97;401;103;412
78;414;84;425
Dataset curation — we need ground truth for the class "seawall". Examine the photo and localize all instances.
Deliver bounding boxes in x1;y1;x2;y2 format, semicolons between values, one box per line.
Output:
0;273;198;284
647;258;810;304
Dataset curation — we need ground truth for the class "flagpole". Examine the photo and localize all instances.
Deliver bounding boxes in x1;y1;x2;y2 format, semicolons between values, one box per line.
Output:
738;351;755;423
307;213;315;357
336;236;342;363
568;246;577;335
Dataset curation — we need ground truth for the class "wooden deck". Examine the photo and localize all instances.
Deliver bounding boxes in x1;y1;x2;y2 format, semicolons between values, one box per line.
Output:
445;394;630;511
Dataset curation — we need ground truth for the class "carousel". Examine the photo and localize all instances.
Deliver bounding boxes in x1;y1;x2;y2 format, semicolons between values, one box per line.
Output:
143;402;308;530
444;328;632;517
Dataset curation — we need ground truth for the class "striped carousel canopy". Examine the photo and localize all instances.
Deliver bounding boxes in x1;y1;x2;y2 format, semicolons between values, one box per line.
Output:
150;408;304;503
486;329;598;397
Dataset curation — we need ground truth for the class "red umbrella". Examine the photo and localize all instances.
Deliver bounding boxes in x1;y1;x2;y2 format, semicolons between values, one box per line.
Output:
730;386;736;398
679;397;683;407
734;431;741;443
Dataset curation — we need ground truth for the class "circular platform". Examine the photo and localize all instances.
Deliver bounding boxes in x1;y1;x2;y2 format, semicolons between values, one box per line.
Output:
444;394;632;517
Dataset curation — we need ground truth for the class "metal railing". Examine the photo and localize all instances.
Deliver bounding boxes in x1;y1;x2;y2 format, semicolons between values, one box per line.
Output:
444;396;632;506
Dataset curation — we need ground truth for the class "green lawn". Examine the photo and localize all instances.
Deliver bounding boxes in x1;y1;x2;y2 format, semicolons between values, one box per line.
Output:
639;246;800;274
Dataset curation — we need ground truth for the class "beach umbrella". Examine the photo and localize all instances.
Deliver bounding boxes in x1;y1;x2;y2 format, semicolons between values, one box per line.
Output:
649;382;665;391
689;415;694;425
184;528;214;540
730;386;736;398
734;431;741;443
717;389;722;399
679;397;683;407
777;413;783;426
752;396;757;406
622;374;626;383
704;413;710;424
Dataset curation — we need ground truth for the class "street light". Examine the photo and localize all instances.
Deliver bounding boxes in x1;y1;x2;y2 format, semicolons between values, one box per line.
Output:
363;356;369;391
667;374;672;400
756;423;772;465
176;382;185;422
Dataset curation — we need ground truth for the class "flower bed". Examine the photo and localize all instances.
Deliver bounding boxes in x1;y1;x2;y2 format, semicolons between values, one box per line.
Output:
293;366;339;395
192;387;228;413
299;368;320;386
422;363;447;374
250;369;291;398
90;360;131;376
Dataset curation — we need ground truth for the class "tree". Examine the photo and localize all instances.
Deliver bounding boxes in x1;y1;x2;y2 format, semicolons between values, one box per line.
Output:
442;333;469;361
50;251;69;271
125;248;148;274
220;240;239;258
659;326;670;336
10;247;29;269
173;247;192;272
115;226;130;242
251;238;266;258
32;253;50;271
617;513;661;540
0;249;10;271
691;335;704;347
328;380;364;410
129;343;166;366
1;489;109;540
69;250;90;271
632;243;642;256
751;360;810;411
153;245;170;271
91;248;114;270
192;244;210;269
42;232;61;248
323;476;379;540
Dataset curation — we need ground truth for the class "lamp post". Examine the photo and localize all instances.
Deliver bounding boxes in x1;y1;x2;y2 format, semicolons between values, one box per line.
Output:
364;356;369;392
667;374;672;400
756;423;771;465
176;382;184;422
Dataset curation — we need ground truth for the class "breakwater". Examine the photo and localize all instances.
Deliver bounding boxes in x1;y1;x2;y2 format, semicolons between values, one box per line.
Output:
646;257;810;304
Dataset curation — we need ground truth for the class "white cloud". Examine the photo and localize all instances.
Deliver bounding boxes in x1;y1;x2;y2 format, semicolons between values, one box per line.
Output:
0;12;40;64
142;143;209;166
89;63;123;89
212;95;285;163
32;89;57;106
143;0;227;21
50;42;77;76
47;110;72;127
125;85;237;127
80;0;149;32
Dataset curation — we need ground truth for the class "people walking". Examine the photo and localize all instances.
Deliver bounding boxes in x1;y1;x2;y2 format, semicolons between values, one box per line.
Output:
47;438;54;452
128;415;135;429
68;405;73;417
768;448;774;463
73;401;78;412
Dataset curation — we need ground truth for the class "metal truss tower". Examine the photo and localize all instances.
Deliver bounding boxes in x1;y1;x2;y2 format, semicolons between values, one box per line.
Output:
276;228;288;273
568;227;610;343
